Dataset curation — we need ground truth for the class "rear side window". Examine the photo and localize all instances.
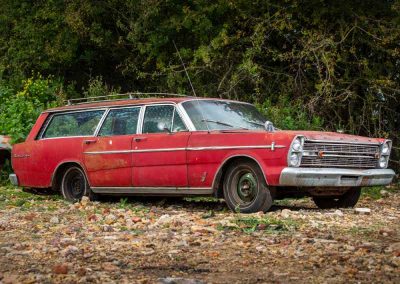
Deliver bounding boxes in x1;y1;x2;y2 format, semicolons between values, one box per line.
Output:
42;110;104;138
98;107;140;136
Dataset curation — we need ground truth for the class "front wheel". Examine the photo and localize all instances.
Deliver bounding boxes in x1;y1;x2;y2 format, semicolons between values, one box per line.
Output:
223;160;272;213
61;166;96;202
312;187;361;209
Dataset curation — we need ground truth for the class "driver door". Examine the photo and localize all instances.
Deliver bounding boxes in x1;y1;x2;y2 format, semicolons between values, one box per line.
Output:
132;104;190;187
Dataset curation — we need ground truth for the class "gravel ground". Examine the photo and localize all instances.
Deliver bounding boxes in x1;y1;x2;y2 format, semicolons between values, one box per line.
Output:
0;186;399;283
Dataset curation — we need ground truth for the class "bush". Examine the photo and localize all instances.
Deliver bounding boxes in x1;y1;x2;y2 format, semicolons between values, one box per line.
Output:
83;76;120;98
0;76;64;143
256;96;324;130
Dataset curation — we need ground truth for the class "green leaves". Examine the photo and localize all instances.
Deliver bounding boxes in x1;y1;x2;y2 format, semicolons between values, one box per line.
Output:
0;76;62;143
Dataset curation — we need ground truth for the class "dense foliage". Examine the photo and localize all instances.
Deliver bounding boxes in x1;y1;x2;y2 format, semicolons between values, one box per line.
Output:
0;0;399;171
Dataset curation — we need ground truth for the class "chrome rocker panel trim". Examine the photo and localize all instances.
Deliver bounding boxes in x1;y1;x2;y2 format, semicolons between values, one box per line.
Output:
279;168;395;187
91;187;213;196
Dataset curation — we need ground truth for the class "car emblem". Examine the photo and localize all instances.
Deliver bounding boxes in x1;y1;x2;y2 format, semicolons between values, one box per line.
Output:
318;151;324;158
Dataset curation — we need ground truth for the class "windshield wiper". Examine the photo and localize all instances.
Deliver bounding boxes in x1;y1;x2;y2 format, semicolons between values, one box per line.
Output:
244;119;264;127
201;119;248;130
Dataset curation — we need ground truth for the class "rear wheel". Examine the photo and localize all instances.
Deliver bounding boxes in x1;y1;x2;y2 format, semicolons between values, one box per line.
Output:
312;187;361;209
61;166;97;202
223;160;272;213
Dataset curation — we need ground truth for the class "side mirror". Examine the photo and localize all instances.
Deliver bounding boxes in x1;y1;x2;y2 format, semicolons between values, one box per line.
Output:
264;121;275;132
157;122;171;133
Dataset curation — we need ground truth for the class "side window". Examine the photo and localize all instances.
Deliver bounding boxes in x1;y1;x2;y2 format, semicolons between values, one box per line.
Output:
142;105;174;133
98;107;140;136
42;110;104;138
172;109;187;132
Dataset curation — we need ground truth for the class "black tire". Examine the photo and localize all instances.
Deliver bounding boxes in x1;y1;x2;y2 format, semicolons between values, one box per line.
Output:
312;188;361;209
223;160;272;213
61;166;97;202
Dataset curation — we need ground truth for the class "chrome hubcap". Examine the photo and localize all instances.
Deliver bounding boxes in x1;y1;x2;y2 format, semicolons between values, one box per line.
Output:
236;172;257;203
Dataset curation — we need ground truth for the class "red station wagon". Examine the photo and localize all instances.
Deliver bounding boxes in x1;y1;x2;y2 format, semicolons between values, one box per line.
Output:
9;95;395;212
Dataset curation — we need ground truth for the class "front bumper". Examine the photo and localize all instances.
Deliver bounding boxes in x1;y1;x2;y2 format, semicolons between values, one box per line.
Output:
279;168;395;187
9;173;18;186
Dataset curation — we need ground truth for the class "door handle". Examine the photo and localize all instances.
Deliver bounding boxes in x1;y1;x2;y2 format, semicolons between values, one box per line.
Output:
134;136;147;142
83;139;97;145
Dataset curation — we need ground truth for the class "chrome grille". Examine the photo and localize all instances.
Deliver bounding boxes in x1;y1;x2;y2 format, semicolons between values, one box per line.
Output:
301;141;379;169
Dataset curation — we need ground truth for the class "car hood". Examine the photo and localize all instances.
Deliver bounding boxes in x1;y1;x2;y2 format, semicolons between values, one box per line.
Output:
280;130;384;144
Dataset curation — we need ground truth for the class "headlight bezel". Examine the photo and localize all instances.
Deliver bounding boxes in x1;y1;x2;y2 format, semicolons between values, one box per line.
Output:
287;136;305;167
378;140;392;169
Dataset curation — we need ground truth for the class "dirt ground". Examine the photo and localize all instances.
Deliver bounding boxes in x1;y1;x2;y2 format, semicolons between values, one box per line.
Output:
0;185;399;284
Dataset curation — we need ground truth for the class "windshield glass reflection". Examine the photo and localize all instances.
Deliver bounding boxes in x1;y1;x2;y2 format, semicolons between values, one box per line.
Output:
182;100;267;131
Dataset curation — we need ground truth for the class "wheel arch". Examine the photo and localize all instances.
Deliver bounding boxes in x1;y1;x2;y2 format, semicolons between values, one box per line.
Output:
51;161;90;191
212;154;268;198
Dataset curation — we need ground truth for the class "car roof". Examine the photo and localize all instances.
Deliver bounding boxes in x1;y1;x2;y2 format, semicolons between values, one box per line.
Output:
44;97;247;113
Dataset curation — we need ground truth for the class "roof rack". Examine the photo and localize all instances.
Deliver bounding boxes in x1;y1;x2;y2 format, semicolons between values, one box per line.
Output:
65;92;189;106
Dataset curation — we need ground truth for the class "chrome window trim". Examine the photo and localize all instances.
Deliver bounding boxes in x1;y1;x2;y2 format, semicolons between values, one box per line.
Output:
93;109;111;136
94;106;142;137
178;99;263;131
40;135;98;141
176;103;196;131
40;108;107;140
139;103;190;134
137;105;145;134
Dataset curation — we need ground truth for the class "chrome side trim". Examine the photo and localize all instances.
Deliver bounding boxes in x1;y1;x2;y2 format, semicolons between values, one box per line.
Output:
83;144;286;155
85;148;187;154
279;167;395;187
91;187;213;195
187;145;285;151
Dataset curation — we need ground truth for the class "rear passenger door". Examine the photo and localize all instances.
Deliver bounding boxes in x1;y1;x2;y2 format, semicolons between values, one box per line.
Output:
83;106;141;187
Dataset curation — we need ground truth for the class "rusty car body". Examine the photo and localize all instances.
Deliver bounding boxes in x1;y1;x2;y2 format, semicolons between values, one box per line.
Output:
9;96;395;212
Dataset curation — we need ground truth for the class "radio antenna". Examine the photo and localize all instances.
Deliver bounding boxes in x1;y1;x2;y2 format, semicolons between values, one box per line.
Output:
173;40;210;133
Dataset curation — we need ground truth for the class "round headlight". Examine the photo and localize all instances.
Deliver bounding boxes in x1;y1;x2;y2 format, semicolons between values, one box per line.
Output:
292;139;302;152
382;143;390;155
379;156;388;168
289;153;300;167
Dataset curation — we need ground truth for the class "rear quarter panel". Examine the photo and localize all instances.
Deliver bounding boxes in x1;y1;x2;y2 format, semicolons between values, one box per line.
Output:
12;137;86;188
12;113;86;188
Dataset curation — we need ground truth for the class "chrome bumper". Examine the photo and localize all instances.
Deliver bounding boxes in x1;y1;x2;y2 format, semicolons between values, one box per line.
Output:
279;168;395;187
9;174;18;186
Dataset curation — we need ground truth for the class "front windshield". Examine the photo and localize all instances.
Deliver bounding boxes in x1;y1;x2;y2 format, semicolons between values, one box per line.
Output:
182;100;267;131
